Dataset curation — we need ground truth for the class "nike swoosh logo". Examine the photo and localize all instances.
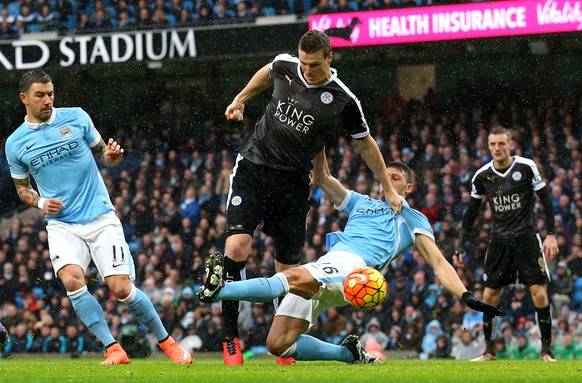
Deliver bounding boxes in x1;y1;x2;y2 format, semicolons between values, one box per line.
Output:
26;144;35;150
112;263;124;268
179;350;189;363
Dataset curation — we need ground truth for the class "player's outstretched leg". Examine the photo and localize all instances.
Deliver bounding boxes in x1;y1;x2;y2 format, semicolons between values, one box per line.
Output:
101;343;130;365
198;251;225;303
341;335;382;364
159;336;193;364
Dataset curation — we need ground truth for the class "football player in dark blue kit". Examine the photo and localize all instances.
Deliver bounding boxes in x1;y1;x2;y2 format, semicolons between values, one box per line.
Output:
455;126;559;362
219;30;402;365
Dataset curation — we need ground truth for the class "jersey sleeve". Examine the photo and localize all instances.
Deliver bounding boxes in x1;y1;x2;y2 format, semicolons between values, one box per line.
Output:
78;108;101;147
400;205;435;243
334;189;355;215
526;159;545;191
5;138;28;179
341;96;369;139
470;171;486;199
269;53;294;78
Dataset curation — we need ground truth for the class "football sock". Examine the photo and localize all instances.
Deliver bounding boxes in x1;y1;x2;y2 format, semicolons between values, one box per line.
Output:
68;286;116;347
535;305;552;351
483;312;495;352
121;284;169;341
222;255;246;339
217;273;289;303
292;334;353;363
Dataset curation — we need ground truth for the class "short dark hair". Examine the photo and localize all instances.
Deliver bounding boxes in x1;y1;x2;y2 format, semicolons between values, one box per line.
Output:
489;126;511;140
19;69;51;93
387;161;413;184
299;30;332;57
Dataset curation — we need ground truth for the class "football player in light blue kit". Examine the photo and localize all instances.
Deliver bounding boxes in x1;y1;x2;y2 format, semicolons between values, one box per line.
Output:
5;69;191;365
199;148;502;364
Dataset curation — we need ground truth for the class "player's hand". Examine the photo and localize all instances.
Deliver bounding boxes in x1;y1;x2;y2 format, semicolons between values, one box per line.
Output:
452;249;465;268
385;193;403;214
542;235;559;259
40;198;65;215
225;101;244;121
104;138;124;166
462;291;503;316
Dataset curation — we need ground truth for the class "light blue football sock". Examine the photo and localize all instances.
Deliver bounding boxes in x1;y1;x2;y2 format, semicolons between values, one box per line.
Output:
293;334;354;363
121;285;168;342
217;273;288;303
68;286;116;347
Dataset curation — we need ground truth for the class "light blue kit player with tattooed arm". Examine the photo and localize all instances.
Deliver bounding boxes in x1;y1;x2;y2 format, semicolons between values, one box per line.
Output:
5;69;191;365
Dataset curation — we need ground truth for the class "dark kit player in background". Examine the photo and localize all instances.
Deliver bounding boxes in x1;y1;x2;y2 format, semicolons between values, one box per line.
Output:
455;126;559;362
215;30;402;365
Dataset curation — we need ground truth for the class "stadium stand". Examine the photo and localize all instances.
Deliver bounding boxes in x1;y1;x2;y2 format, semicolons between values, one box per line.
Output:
1;78;581;359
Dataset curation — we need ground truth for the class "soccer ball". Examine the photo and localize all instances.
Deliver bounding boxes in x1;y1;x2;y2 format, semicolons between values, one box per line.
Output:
343;267;387;310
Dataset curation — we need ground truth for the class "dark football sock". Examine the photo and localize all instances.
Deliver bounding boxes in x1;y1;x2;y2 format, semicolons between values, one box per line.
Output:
483;312;495;352
536;305;552;351
222;255;246;339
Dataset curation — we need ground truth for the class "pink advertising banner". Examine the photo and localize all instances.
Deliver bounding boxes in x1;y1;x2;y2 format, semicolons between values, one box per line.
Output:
308;0;582;47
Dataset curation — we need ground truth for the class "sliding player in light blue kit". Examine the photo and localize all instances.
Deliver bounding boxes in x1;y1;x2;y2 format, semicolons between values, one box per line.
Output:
5;69;191;365
199;148;501;364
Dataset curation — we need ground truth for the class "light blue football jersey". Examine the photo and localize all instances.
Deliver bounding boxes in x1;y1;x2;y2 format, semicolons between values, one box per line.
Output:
5;107;114;224
326;191;434;270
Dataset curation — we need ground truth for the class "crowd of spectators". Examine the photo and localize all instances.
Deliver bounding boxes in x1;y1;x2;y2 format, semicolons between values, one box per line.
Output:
0;0;516;37
1;81;581;360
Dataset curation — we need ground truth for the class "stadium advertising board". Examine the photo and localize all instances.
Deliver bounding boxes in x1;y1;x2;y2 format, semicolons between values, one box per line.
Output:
309;0;582;47
0;28;196;70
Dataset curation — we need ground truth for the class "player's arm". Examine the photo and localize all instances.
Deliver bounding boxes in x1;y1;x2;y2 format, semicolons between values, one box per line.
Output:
415;234;502;316
311;148;347;206
225;64;273;121
454;197;481;265
354;135;402;213
535;186;559;258
13;177;64;214
91;138;124;167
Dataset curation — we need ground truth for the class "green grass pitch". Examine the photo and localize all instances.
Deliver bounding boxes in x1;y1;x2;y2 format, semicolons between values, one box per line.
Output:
0;356;580;383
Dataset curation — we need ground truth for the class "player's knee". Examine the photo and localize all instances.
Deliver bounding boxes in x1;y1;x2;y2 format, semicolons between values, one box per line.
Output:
266;335;290;356
106;276;132;299
226;235;252;260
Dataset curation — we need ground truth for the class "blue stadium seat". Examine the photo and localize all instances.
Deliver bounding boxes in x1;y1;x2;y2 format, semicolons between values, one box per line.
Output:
166;13;176;27
6;2;21;17
348;1;359;11
183;0;194;12
262;7;276;17
106;6;117;19
27;23;42;33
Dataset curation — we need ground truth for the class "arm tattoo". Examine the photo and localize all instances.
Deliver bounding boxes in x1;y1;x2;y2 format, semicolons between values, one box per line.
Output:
14;177;39;207
91;138;106;157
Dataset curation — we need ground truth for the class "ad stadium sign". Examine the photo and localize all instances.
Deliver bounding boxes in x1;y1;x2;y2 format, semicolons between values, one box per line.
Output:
0;28;196;70
309;0;582;47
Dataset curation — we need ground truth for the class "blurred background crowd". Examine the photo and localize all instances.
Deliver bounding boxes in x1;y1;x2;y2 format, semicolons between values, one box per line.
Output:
1;77;581;360
0;0;516;37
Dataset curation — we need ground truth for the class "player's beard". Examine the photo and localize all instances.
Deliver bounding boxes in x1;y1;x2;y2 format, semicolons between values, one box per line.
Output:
35;108;52;122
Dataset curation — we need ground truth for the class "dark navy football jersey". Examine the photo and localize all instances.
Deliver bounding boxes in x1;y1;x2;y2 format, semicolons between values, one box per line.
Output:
237;54;369;171
470;156;546;239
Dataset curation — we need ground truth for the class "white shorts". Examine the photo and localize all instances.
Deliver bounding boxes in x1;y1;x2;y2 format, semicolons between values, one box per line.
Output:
276;250;366;325
46;211;135;280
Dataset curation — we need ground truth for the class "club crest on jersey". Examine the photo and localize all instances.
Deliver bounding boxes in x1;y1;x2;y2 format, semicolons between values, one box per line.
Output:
320;92;333;104
512;171;522;181
231;196;242;206
59;126;72;138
